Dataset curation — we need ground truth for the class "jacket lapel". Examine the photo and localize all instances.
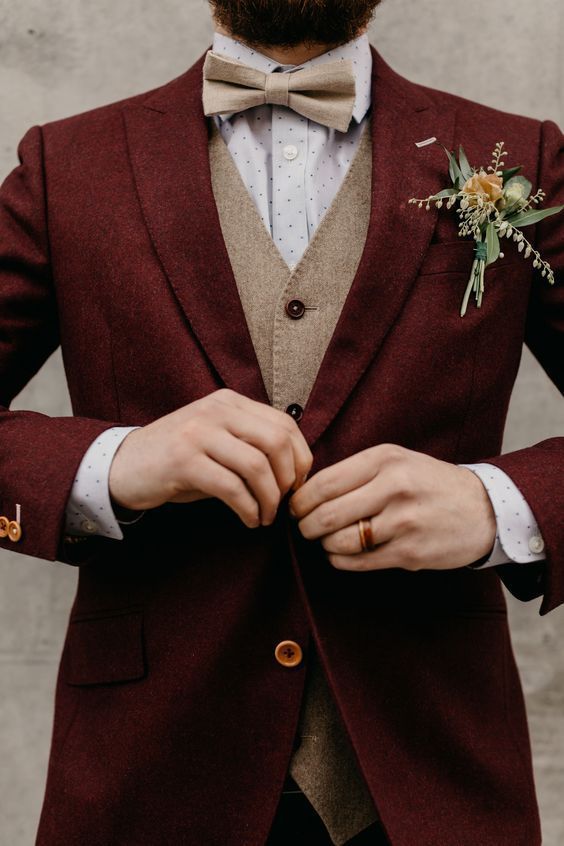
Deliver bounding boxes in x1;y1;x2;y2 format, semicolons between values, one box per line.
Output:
123;45;455;445
123;50;271;405
300;46;456;447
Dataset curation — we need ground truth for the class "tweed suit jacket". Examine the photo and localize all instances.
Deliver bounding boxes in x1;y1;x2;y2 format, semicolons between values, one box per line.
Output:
0;44;563;846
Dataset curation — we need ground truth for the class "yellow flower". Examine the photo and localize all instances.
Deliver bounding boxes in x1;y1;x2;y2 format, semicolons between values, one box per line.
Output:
504;182;527;206
462;170;504;205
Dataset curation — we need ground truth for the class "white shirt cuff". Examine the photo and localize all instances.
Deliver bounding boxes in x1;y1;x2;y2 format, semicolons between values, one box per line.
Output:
459;463;547;568
64;427;143;541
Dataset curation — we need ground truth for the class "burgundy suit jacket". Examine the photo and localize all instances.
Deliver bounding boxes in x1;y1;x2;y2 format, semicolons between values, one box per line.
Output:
1;45;563;846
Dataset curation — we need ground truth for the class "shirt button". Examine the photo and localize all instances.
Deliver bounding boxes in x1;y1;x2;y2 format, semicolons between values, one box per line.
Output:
81;519;98;534
528;534;545;554
285;299;306;319
275;640;303;668
283;144;299;161
285;403;303;422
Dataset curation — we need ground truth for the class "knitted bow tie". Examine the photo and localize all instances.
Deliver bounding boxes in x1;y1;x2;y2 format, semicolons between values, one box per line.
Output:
202;50;357;133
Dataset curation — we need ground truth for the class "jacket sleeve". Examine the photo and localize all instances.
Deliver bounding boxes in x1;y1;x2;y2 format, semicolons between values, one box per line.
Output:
0;125;124;565
478;118;564;616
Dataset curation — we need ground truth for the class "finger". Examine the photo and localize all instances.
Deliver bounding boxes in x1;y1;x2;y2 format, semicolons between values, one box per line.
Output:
296;473;392;540
203;430;282;525
188;453;262;528
224;406;310;496
290;447;380;518
323;506;423;572
321;512;395;555
325;542;398;572
217;390;313;489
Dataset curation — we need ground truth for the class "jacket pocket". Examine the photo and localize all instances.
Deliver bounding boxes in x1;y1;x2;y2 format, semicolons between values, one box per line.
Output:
419;240;519;277
64;608;146;686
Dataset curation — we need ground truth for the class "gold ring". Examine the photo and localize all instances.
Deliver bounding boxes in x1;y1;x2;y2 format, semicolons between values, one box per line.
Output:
358;517;375;552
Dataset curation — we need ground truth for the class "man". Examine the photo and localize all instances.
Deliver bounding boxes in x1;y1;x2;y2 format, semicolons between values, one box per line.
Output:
0;0;562;843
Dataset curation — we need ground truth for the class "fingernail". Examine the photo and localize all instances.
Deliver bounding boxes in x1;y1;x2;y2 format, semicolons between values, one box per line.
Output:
289;504;297;518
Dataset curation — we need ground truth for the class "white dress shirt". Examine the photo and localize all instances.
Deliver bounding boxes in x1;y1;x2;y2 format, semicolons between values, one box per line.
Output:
64;31;546;570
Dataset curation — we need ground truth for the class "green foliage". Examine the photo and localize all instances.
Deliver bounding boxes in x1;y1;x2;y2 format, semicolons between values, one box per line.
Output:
501;165;523;184
439;144;464;189
485;223;500;266
458;145;474;181
508;204;564;228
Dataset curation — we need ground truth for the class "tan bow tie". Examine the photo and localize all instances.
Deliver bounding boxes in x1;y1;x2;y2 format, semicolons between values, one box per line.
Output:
202;51;357;133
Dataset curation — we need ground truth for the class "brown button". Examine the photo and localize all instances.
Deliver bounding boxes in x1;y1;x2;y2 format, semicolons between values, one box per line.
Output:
7;520;22;542
0;516;9;538
285;403;303;422
275;640;303;668
285;299;306;320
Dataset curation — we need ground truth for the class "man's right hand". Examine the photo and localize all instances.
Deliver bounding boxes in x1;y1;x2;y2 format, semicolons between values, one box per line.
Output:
108;389;313;528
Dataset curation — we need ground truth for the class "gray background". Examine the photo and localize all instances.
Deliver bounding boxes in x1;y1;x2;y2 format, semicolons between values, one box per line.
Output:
1;0;563;842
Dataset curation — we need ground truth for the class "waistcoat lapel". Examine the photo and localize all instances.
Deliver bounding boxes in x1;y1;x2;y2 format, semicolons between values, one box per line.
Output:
208;118;373;411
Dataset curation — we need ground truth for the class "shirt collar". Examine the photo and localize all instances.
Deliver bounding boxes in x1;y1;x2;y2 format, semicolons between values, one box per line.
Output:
209;30;372;126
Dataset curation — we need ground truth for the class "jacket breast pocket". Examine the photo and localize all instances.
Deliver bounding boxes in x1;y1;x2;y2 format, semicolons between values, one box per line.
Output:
419;240;519;277
64;608;147;686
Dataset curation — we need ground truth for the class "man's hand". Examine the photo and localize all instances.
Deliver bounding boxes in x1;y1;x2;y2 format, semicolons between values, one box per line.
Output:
288;443;497;571
109;389;313;528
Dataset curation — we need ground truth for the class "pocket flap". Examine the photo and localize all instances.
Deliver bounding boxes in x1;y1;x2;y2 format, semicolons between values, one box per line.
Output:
419;240;517;277
65;609;146;686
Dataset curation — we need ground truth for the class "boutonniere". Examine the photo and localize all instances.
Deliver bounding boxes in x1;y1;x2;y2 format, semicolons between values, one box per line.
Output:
408;139;564;316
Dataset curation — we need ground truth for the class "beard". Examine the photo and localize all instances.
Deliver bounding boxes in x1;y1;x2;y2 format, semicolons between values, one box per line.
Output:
209;0;384;50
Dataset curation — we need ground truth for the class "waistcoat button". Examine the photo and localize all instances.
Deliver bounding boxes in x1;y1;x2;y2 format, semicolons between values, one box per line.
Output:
285;299;306;319
275;640;303;667
285;403;303;422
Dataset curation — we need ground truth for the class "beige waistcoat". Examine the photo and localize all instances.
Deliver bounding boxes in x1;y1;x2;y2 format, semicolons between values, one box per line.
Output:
208;118;379;846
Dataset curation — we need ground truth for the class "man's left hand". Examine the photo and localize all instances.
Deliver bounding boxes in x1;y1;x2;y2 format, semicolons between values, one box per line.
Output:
288;443;497;571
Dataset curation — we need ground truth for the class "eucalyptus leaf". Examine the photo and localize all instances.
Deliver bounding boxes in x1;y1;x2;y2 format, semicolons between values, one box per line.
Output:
486;224;500;266
501;166;522;184
439;143;464;188
507;204;564;228
458;145;474;181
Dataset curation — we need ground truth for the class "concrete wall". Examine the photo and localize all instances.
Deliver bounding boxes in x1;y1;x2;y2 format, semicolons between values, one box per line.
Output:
1;1;563;842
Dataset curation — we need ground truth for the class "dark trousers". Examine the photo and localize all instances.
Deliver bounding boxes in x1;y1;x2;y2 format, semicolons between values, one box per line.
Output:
266;776;390;846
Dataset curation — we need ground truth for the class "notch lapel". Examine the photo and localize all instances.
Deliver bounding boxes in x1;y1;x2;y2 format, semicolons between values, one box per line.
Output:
122;49;270;405
122;45;455;446
300;46;456;447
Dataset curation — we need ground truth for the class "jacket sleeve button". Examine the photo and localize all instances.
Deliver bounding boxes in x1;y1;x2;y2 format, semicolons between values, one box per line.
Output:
8;521;22;542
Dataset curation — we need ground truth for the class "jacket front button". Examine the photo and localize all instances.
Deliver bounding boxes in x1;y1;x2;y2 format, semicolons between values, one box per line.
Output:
0;516;9;538
275;640;303;668
285;299;306;319
285;403;303;422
